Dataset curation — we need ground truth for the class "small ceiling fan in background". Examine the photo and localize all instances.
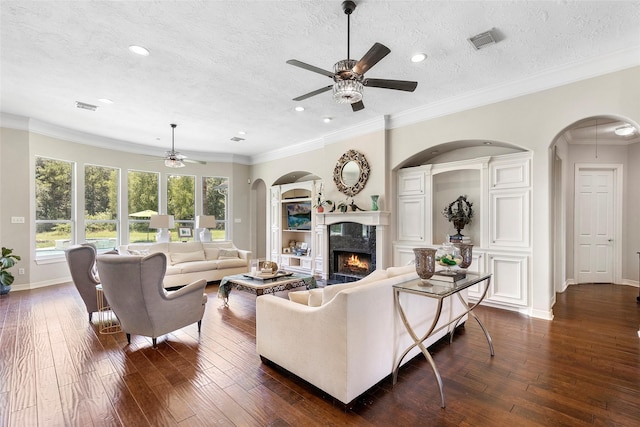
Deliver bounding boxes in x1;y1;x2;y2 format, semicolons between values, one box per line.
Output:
161;124;205;168
287;0;418;112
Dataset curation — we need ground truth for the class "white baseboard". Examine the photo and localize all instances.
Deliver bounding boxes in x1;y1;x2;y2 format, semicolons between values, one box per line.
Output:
10;276;71;292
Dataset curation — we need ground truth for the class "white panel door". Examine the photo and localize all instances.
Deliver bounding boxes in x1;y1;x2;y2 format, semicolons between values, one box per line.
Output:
575;169;614;283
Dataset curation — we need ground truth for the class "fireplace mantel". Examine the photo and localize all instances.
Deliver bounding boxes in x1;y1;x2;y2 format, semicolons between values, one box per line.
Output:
316;211;390;227
316;211;391;279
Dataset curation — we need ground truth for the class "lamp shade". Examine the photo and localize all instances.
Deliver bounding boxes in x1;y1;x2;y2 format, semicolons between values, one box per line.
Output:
149;214;175;229
196;215;216;229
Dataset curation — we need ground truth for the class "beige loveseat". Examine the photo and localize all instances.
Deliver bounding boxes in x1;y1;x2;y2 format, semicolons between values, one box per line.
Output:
256;265;468;406
120;241;251;288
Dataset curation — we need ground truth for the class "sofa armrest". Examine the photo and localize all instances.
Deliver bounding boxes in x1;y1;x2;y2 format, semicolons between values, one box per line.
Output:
237;249;251;263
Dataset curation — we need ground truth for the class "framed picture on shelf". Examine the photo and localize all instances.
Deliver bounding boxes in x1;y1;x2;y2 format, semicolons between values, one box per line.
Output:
178;227;192;238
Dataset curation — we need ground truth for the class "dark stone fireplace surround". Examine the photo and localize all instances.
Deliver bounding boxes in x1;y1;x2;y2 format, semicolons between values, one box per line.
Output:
328;222;376;283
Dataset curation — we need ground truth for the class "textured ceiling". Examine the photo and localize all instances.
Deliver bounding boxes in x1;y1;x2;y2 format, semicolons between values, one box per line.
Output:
1;1;639;162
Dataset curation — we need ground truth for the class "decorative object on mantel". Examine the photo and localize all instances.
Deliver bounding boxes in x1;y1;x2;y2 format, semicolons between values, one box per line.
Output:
0;247;21;295
335;198;365;213
371;195;379;211
334;149;370;197
413;247;436;281
454;243;474;269
442;195;474;241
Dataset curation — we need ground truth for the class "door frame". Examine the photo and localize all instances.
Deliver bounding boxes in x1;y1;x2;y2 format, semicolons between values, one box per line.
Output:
573;163;623;284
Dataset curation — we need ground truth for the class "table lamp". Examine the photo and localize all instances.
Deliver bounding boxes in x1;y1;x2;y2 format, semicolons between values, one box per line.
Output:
196;215;216;242
149;214;175;243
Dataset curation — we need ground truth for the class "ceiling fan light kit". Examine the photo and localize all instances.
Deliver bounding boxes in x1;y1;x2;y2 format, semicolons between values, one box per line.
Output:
287;0;417;112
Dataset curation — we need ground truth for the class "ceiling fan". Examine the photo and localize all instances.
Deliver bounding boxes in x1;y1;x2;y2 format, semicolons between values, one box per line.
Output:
287;0;418;112
162;124;205;168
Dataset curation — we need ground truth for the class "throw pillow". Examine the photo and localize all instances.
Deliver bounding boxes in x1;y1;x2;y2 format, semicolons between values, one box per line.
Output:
386;264;415;278
288;290;310;305
321;269;388;305
218;248;239;259
128;249;150;256
308;288;323;307
170;250;206;265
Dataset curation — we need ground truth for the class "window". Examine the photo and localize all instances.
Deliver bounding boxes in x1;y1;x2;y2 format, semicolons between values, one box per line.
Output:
168;174;195;241
202;176;228;240
35;157;74;259
128;170;159;243
84;165;119;252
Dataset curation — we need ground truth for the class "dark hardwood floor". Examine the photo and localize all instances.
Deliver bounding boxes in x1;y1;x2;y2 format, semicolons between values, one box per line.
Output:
1;281;639;426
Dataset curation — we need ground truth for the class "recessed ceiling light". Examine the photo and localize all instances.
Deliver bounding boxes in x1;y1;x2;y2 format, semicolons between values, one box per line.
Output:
98;98;113;104
614;125;635;136
75;101;97;111
483;141;493;145
411;53;427;63
431;150;439;154
295;106;305;112
129;45;150;56
323;117;332;123
238;131;246;135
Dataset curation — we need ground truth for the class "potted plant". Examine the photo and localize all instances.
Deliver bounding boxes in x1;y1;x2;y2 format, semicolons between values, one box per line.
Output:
442;195;474;239
1;247;21;295
313;194;333;213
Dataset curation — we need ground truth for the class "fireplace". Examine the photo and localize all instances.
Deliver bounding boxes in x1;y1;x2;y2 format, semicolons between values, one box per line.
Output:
328;222;375;283
316;211;390;282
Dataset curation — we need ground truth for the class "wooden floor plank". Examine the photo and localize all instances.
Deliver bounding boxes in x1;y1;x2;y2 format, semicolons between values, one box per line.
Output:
1;282;639;426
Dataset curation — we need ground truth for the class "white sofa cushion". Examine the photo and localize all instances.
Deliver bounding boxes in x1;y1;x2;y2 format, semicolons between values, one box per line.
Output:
170;250;206;265
177;260;218;273
204;248;219;260
216;258;247;268
321;269;389;306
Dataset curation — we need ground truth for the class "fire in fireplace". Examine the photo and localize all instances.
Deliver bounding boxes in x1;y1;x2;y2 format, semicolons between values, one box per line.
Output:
337;252;371;276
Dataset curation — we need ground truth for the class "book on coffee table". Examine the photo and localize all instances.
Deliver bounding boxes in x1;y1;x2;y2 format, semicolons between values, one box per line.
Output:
431;271;466;282
243;271;293;281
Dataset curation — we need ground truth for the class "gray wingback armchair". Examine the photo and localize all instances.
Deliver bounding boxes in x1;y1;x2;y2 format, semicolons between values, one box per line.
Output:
65;244;106;322
96;252;208;348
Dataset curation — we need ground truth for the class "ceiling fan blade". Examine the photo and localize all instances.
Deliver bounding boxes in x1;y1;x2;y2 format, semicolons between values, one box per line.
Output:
351;100;365;112
286;60;334;78
353;43;391;75
293;85;333;101
184;158;207;165
364;78;418;92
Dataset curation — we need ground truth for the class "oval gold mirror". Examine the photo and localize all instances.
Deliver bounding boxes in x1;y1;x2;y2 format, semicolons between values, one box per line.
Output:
333;149;370;196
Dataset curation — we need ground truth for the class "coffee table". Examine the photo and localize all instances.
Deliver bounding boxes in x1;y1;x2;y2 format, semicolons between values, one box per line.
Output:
218;272;317;307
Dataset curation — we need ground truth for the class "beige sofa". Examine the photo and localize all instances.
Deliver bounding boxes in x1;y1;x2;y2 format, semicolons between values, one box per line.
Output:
120;241;251;288
256;265;468;406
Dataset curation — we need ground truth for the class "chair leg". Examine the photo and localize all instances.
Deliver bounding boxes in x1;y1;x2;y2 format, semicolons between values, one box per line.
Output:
197;320;202;332
126;333;131;344
89;312;93;322
152;338;157;348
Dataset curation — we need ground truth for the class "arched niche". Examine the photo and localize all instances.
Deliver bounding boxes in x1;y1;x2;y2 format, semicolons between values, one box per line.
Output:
272;171;320;186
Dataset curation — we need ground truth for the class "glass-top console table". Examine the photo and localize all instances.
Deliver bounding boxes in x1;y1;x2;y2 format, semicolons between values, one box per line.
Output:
393;273;493;408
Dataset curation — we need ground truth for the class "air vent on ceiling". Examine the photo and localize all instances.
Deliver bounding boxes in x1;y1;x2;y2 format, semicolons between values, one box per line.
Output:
230;136;245;142
468;29;497;50
75;101;98;111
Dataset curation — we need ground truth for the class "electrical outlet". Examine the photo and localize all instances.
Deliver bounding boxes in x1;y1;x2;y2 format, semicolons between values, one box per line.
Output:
18;268;25;275
11;216;25;224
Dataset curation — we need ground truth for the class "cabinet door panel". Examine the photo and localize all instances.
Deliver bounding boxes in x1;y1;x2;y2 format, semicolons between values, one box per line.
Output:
490;191;530;248
487;253;528;306
491;158;530;189
465;253;486;299
398;170;425;195
398;196;425;242
393;244;418;267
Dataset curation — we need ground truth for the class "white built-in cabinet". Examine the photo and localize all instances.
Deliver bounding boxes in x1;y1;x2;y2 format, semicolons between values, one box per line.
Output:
269;181;320;275
394;152;532;312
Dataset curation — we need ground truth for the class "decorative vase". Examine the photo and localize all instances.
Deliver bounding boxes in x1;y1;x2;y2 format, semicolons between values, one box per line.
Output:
317;206;324;213
413;248;436;280
454;243;473;269
371;195;379;211
452;219;466;239
0;283;10;295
